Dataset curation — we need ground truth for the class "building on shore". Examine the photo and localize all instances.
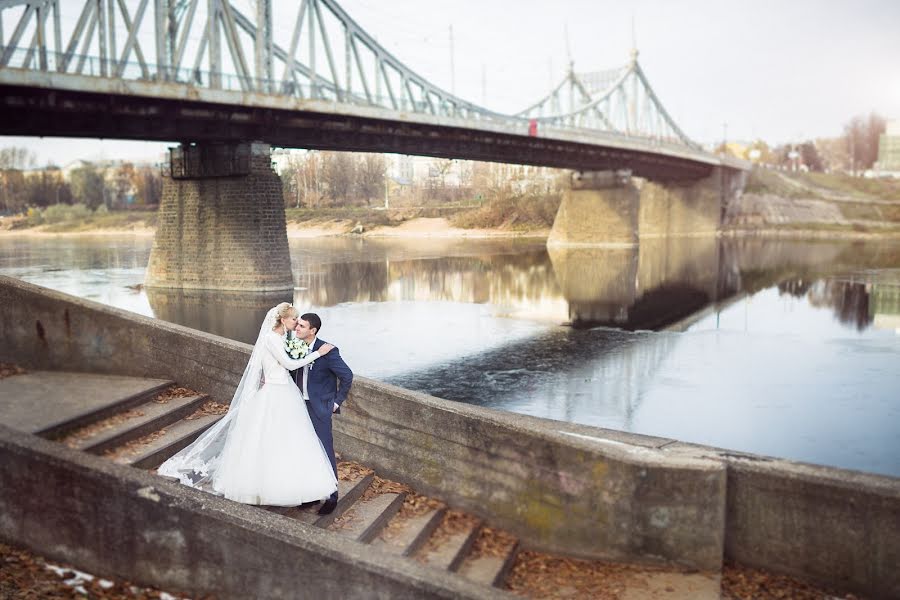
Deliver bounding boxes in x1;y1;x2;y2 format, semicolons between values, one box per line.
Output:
873;119;900;177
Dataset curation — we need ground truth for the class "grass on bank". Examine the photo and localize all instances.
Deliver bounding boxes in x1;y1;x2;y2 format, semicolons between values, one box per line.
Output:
746;168;900;203
1;204;158;232
450;192;561;230
796;171;900;202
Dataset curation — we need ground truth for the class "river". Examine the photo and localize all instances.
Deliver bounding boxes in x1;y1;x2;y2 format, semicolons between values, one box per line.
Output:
2;234;898;477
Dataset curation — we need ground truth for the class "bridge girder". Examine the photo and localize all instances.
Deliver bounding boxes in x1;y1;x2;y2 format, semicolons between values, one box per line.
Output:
0;78;715;182
0;0;748;178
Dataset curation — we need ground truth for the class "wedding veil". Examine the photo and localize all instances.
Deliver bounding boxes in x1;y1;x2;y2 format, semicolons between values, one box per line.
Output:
157;305;281;488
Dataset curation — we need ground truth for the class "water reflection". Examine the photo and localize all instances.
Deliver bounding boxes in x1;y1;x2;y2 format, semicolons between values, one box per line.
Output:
146;288;293;343
2;235;899;476
548;237;729;329
871;277;900;332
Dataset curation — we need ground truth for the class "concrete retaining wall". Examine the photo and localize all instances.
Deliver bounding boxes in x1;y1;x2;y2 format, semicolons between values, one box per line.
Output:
0;424;497;599
2;275;898;597
338;380;726;570
723;455;900;598
0;275;727;572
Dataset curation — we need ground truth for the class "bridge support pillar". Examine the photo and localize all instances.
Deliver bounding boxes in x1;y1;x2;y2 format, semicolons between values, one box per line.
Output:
548;170;639;246
549;167;744;246
637;168;725;238
145;142;293;291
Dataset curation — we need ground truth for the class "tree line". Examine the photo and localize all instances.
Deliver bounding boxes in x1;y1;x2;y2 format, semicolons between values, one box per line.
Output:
2;109;891;215
279;150;562;209
0;150;162;213
719;112;888;173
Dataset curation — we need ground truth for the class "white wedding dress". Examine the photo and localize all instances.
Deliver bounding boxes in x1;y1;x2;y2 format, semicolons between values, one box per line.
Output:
159;308;338;506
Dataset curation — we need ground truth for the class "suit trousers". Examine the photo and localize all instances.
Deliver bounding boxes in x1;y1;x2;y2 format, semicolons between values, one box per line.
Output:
306;399;337;481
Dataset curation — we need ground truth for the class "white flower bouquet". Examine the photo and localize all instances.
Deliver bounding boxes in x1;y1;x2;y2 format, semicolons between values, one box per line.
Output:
284;333;310;360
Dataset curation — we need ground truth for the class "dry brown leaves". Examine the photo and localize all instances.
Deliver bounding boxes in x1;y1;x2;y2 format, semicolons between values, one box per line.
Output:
416;509;481;559
504;550;649;599
153;386;199;404
375;494;445;544
336;460;374;482
721;561;860;600
397;491;446;519
467;525;518;559
59;408;146;448
184;400;228;420
361;475;413;502
103;429;170;462
0;541;202;600
0;363;26;380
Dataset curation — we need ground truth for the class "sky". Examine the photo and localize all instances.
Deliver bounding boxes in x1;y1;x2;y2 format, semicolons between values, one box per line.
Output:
2;0;898;167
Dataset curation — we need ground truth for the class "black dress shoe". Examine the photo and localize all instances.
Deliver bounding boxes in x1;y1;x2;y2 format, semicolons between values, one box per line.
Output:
317;496;338;515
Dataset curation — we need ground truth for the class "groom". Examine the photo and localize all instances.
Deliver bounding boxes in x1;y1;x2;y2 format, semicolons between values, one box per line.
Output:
291;313;353;515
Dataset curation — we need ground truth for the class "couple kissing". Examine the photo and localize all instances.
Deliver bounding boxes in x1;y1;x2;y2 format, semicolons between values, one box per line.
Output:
159;303;353;516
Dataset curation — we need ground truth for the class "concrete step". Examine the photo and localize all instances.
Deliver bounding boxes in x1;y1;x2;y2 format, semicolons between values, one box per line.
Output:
332;492;406;543
289;474;375;528
373;507;446;558
116;413;223;469
458;536;520;588
74;395;209;455
416;514;483;572
33;377;175;439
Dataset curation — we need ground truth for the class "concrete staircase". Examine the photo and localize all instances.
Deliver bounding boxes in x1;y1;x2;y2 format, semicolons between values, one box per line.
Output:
36;375;520;593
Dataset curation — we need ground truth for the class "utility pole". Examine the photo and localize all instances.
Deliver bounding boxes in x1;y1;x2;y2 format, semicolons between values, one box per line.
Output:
481;63;486;105
721;122;728;155
449;25;456;95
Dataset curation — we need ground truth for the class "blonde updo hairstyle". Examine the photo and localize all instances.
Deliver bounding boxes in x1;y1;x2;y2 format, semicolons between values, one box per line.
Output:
272;302;298;330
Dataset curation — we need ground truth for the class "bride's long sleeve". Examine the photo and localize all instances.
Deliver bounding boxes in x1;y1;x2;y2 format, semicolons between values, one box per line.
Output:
266;333;321;370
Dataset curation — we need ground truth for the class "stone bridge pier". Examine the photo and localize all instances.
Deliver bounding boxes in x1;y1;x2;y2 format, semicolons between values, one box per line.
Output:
145;142;293;292
547;167;746;245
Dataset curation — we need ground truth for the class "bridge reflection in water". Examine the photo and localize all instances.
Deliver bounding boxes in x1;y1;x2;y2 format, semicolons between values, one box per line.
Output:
143;236;898;346
143;236;899;435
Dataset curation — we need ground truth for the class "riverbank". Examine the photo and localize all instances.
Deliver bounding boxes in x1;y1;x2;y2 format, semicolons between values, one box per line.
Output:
2;169;897;239
5;215;899;241
0;213;549;239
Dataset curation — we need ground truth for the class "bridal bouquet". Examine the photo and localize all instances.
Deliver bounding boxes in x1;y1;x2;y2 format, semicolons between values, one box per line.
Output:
284;333;310;360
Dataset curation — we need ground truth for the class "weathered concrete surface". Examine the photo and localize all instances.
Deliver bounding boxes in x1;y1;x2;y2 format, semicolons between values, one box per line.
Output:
146;142;293;291
0;424;502;600
338;380;727;571
723;454;900;599
3;275;899;598
0;275;727;571
637;175;720;238
547;181;640;245
548;167;745;245
0;275;249;404
0;371;169;434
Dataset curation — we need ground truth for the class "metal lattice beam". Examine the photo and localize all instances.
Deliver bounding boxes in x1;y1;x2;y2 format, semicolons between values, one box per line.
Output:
0;0;705;154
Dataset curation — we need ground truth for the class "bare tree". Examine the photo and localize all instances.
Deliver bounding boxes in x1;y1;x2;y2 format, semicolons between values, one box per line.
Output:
132;165;162;206
843;112;886;173
69;163;105;209
356;153;386;206
0;147;36;170
322;152;355;204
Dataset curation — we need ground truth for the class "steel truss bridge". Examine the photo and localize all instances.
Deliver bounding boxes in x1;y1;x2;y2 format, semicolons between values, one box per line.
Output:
0;0;746;181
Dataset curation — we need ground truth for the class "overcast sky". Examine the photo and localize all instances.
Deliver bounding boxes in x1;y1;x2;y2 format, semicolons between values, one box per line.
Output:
3;0;898;166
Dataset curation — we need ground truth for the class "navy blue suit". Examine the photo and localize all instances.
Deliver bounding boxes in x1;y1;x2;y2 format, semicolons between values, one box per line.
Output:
292;338;353;481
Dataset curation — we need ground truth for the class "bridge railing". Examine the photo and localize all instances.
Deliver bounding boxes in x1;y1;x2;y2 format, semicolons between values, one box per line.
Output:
0;43;512;123
2;40;724;166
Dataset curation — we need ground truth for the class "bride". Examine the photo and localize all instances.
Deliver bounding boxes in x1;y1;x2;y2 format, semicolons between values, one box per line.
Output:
159;302;339;506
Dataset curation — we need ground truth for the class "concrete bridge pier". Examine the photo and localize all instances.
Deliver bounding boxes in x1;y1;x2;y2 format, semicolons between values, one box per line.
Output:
547;170;640;245
548;167;746;246
145;142;293;292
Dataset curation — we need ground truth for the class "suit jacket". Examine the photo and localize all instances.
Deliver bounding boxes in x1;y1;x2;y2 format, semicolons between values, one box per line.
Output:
292;337;353;421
